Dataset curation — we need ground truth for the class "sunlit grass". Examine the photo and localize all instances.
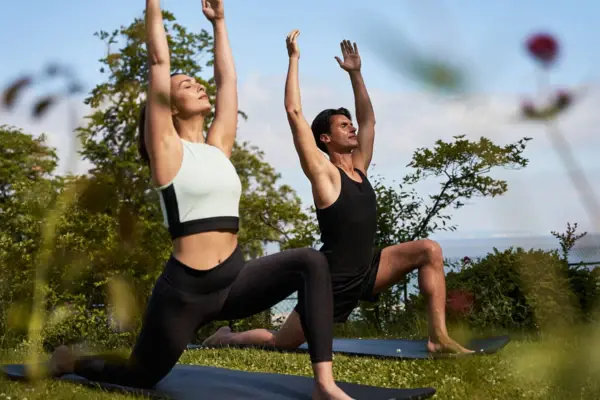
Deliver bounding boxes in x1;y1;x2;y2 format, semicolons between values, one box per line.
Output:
1;324;599;399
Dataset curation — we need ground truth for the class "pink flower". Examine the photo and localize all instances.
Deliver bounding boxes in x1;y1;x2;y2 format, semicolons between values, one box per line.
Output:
526;33;559;66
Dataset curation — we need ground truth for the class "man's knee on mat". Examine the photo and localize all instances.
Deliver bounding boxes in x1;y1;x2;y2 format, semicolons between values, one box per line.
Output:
273;311;306;349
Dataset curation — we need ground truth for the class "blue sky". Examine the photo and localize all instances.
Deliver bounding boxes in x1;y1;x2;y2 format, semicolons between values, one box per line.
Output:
1;0;600;248
1;0;598;92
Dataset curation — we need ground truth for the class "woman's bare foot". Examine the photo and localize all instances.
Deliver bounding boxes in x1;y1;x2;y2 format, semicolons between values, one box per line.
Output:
48;345;75;377
427;335;474;355
202;326;232;346
312;382;354;400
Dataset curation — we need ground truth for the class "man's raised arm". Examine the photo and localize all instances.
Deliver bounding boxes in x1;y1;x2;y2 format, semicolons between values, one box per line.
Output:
335;40;376;172
284;30;328;182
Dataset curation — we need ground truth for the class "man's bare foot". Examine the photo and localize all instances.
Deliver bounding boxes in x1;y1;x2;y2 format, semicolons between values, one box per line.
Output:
48;345;75;377
202;326;232;346
312;382;354;400
427;336;474;355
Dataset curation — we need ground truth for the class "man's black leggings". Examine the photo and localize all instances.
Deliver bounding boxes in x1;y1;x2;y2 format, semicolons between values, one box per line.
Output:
73;247;334;388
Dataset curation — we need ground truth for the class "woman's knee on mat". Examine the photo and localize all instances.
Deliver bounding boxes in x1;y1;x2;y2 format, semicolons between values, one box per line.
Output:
128;370;164;389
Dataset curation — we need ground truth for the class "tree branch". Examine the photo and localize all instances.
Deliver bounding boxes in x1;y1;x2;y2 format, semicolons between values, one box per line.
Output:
259;213;291;242
411;177;454;241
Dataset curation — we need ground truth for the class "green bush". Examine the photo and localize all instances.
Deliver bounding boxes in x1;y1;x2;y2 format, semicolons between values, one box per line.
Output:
566;263;600;322
435;247;597;332
40;304;136;352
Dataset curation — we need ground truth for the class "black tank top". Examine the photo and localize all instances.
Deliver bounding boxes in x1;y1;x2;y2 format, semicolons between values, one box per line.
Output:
316;167;377;289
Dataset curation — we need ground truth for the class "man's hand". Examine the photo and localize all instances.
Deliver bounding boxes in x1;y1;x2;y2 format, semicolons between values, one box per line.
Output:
202;0;224;22
335;40;361;72
286;29;300;59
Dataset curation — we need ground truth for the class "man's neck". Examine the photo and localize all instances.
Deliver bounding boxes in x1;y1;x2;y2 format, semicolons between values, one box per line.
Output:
329;152;354;173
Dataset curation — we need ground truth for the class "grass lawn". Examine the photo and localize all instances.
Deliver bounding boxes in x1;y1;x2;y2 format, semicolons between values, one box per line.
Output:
0;327;598;399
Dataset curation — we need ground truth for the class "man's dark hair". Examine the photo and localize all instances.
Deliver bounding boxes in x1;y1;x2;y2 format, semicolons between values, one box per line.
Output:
310;107;352;154
137;72;186;165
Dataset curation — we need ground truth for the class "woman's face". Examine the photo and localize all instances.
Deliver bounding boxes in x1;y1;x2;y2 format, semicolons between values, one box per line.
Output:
170;74;211;117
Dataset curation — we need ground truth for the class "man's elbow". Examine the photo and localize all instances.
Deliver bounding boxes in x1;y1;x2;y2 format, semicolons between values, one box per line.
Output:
363;117;376;126
357;118;376;130
285;105;302;118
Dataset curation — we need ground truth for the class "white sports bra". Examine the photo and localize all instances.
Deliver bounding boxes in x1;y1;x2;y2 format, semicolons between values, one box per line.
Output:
156;139;242;239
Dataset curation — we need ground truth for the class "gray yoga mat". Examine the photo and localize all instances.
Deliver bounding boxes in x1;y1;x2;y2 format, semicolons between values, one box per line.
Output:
189;335;511;359
2;363;436;400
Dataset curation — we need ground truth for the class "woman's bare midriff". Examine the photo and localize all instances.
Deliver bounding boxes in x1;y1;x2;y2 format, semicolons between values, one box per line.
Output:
172;230;238;270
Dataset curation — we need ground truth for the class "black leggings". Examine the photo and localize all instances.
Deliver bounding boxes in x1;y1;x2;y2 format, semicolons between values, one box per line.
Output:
73;247;333;388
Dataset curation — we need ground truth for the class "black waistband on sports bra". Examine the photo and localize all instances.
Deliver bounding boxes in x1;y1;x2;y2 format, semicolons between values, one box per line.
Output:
168;216;240;240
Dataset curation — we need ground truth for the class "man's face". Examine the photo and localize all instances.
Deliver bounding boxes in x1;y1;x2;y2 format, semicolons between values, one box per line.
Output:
321;114;358;153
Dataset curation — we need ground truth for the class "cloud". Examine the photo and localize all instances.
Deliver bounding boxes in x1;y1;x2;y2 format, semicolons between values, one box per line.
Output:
440;167;600;237
237;74;600;172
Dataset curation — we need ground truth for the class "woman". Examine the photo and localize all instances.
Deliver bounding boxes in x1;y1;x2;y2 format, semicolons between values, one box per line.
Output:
48;1;351;399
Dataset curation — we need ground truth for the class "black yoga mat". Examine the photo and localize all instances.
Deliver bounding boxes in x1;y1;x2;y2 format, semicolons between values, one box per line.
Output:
190;335;510;360
2;363;436;400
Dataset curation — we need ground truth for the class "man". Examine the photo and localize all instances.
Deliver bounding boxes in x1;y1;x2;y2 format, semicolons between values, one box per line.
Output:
204;29;472;354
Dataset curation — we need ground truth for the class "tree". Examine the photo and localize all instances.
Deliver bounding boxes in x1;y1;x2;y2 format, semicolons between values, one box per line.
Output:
0;126;63;343
0;126;61;272
405;134;531;239
360;134;531;328
551;222;600;320
551;222;587;262
0;125;58;206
